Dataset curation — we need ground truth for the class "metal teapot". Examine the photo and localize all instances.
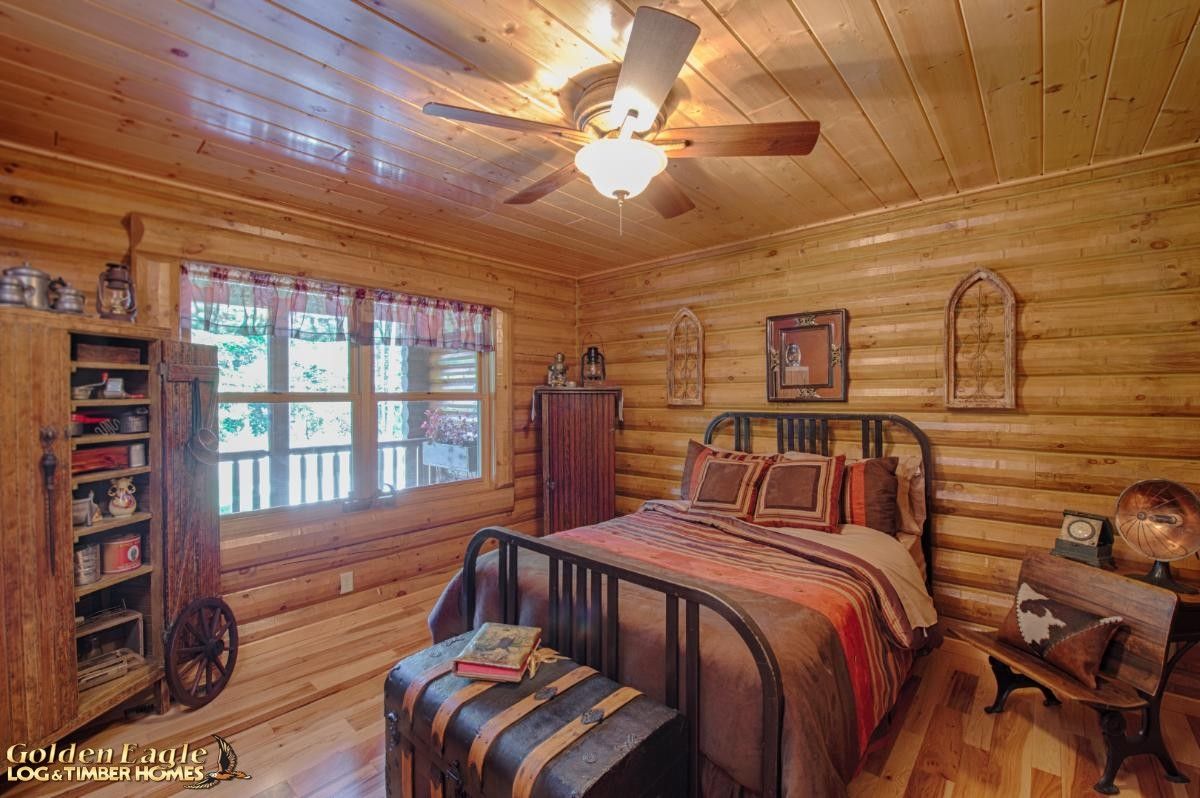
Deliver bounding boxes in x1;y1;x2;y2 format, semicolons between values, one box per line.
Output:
3;263;52;309
49;278;86;314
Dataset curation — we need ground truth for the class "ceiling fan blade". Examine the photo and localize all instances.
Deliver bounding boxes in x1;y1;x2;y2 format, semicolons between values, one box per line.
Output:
656;121;821;158
423;103;592;145
503;163;581;205
641;171;696;219
612;8;700;134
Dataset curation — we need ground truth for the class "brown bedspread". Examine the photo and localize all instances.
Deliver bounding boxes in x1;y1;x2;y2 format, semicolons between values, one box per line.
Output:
429;502;936;797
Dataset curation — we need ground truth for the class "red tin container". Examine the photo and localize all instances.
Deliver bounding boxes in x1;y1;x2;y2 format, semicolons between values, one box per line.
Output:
100;534;142;574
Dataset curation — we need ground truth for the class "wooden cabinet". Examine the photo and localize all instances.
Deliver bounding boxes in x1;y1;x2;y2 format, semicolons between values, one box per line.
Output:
536;388;622;535
0;310;170;751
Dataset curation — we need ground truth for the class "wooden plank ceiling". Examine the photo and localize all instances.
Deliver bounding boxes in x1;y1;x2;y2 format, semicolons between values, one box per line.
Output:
0;0;1197;276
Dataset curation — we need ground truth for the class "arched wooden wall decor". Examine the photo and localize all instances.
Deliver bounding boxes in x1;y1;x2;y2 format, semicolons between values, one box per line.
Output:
945;268;1016;409
667;307;704;406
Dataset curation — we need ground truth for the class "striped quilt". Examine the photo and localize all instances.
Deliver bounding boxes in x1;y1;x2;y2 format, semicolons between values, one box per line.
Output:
429;501;937;797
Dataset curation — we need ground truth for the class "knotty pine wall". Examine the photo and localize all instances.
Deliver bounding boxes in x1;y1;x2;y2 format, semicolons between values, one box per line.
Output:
0;143;574;643
579;147;1200;689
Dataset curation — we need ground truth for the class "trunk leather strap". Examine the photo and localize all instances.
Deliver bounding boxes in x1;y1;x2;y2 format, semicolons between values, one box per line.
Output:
511;686;642;798
467;665;597;785
431;679;498;752
401;742;414;797
402;660;454;728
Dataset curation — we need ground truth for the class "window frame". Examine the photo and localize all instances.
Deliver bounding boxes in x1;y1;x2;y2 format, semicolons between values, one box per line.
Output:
189;287;498;524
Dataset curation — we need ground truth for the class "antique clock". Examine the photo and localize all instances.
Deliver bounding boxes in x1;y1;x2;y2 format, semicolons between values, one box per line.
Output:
1051;509;1115;568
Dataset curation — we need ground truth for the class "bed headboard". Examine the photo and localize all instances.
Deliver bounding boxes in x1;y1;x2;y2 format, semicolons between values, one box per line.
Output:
703;411;934;588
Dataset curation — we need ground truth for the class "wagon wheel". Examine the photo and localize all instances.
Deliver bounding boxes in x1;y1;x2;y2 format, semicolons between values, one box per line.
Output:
165;597;239;709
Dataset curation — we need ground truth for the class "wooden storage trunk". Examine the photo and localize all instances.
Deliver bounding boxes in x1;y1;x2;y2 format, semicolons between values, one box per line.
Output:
385;633;686;798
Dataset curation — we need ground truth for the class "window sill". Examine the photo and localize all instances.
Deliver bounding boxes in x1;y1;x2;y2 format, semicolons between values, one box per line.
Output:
220;479;514;541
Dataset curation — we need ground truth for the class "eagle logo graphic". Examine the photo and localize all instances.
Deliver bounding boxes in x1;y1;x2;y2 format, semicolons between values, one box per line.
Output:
185;734;252;790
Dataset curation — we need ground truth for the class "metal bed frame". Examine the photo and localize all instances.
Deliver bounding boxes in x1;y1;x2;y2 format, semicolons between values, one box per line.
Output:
461;411;935;798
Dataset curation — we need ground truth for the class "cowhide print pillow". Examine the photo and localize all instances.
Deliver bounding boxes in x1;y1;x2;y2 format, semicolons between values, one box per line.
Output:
997;582;1124;688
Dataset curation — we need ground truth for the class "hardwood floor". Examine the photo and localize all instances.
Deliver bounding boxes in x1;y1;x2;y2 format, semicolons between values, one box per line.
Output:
11;573;1200;797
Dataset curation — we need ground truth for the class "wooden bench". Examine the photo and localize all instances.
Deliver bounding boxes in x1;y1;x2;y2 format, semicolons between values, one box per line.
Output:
952;553;1182;795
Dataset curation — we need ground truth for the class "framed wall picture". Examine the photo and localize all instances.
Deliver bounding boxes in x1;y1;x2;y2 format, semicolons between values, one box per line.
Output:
766;309;848;402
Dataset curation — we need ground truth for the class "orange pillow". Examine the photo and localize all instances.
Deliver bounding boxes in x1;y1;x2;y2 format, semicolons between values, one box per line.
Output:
842;457;900;534
752;454;846;533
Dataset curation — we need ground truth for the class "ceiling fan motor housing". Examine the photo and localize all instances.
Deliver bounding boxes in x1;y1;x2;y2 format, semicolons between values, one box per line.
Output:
568;65;668;137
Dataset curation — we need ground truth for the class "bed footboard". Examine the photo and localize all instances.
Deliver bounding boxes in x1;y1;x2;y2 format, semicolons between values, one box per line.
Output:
462;526;784;798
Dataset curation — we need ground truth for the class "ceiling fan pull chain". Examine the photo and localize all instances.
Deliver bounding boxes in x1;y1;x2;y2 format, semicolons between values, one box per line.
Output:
618;195;624;236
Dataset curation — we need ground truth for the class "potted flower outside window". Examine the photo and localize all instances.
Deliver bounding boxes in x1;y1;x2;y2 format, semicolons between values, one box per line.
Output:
420;408;480;477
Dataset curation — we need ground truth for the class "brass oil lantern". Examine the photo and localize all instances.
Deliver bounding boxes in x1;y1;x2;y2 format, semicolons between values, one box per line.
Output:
96;262;136;321
580;345;606;386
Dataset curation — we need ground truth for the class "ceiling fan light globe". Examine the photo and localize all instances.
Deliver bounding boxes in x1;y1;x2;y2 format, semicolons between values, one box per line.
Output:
574;138;667;200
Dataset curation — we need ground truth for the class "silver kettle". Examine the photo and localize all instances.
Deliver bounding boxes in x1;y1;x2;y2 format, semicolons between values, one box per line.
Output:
3;263;52;309
50;279;86;314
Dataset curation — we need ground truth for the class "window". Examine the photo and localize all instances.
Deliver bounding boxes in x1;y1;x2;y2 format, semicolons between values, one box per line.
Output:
182;263;493;516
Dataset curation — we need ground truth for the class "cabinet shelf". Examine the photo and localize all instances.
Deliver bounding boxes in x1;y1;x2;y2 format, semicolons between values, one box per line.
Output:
71;432;150;448
72;466;151;489
71;398;151;410
73;512;152;541
76;662;163;729
75;564;153;600
75;609;142;639
72;361;151;372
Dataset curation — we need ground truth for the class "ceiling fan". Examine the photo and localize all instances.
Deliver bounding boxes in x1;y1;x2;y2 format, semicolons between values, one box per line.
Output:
423;7;821;220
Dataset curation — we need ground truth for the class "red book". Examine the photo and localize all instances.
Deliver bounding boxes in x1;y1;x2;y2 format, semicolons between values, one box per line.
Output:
453;623;542;683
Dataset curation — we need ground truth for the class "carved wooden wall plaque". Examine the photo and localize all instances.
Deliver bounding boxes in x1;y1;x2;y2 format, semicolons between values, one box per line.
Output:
667;307;704;406
945;268;1016;409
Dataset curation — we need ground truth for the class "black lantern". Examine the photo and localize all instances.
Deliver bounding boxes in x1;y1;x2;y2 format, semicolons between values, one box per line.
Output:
581;346;606;385
97;263;136;321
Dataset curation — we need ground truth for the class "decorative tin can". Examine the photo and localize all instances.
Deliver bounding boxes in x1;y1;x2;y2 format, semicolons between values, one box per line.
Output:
74;543;101;586
128;442;146;468
100;534;142;574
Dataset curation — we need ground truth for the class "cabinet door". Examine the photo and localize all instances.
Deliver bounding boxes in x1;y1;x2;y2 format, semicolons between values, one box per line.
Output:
160;340;220;622
0;321;76;748
541;393;616;534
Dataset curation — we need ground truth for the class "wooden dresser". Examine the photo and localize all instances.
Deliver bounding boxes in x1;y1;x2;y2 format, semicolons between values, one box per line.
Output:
534;387;622;535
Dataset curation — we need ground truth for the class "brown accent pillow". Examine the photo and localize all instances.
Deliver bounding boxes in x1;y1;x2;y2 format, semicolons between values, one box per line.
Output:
752;454;846;533
997;581;1124;688
842;457;900;534
689;458;768;520
680;440;777;501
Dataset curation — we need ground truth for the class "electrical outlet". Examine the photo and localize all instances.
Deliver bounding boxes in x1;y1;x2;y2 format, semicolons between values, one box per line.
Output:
339;571;354;595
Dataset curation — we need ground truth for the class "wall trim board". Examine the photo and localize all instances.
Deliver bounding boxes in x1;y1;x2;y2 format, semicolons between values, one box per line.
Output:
0;137;571;280
582;142;1200;281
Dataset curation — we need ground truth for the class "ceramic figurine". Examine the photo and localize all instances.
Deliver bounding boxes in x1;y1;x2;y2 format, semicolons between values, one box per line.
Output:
546;352;568;387
107;476;138;517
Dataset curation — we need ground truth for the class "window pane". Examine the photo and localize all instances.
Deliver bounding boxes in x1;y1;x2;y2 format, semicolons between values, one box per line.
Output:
191;326;268;393
375;344;479;393
289;313;349;393
378;400;480;490
217;402;272;514
289;402;353;505
215;401;353;515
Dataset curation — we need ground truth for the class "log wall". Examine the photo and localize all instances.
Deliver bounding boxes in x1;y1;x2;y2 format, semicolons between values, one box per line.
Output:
0;143;574;642
578;146;1200;689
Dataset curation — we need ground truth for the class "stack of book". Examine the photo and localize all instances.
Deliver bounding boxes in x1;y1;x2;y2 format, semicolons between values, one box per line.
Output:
453;623;542;683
